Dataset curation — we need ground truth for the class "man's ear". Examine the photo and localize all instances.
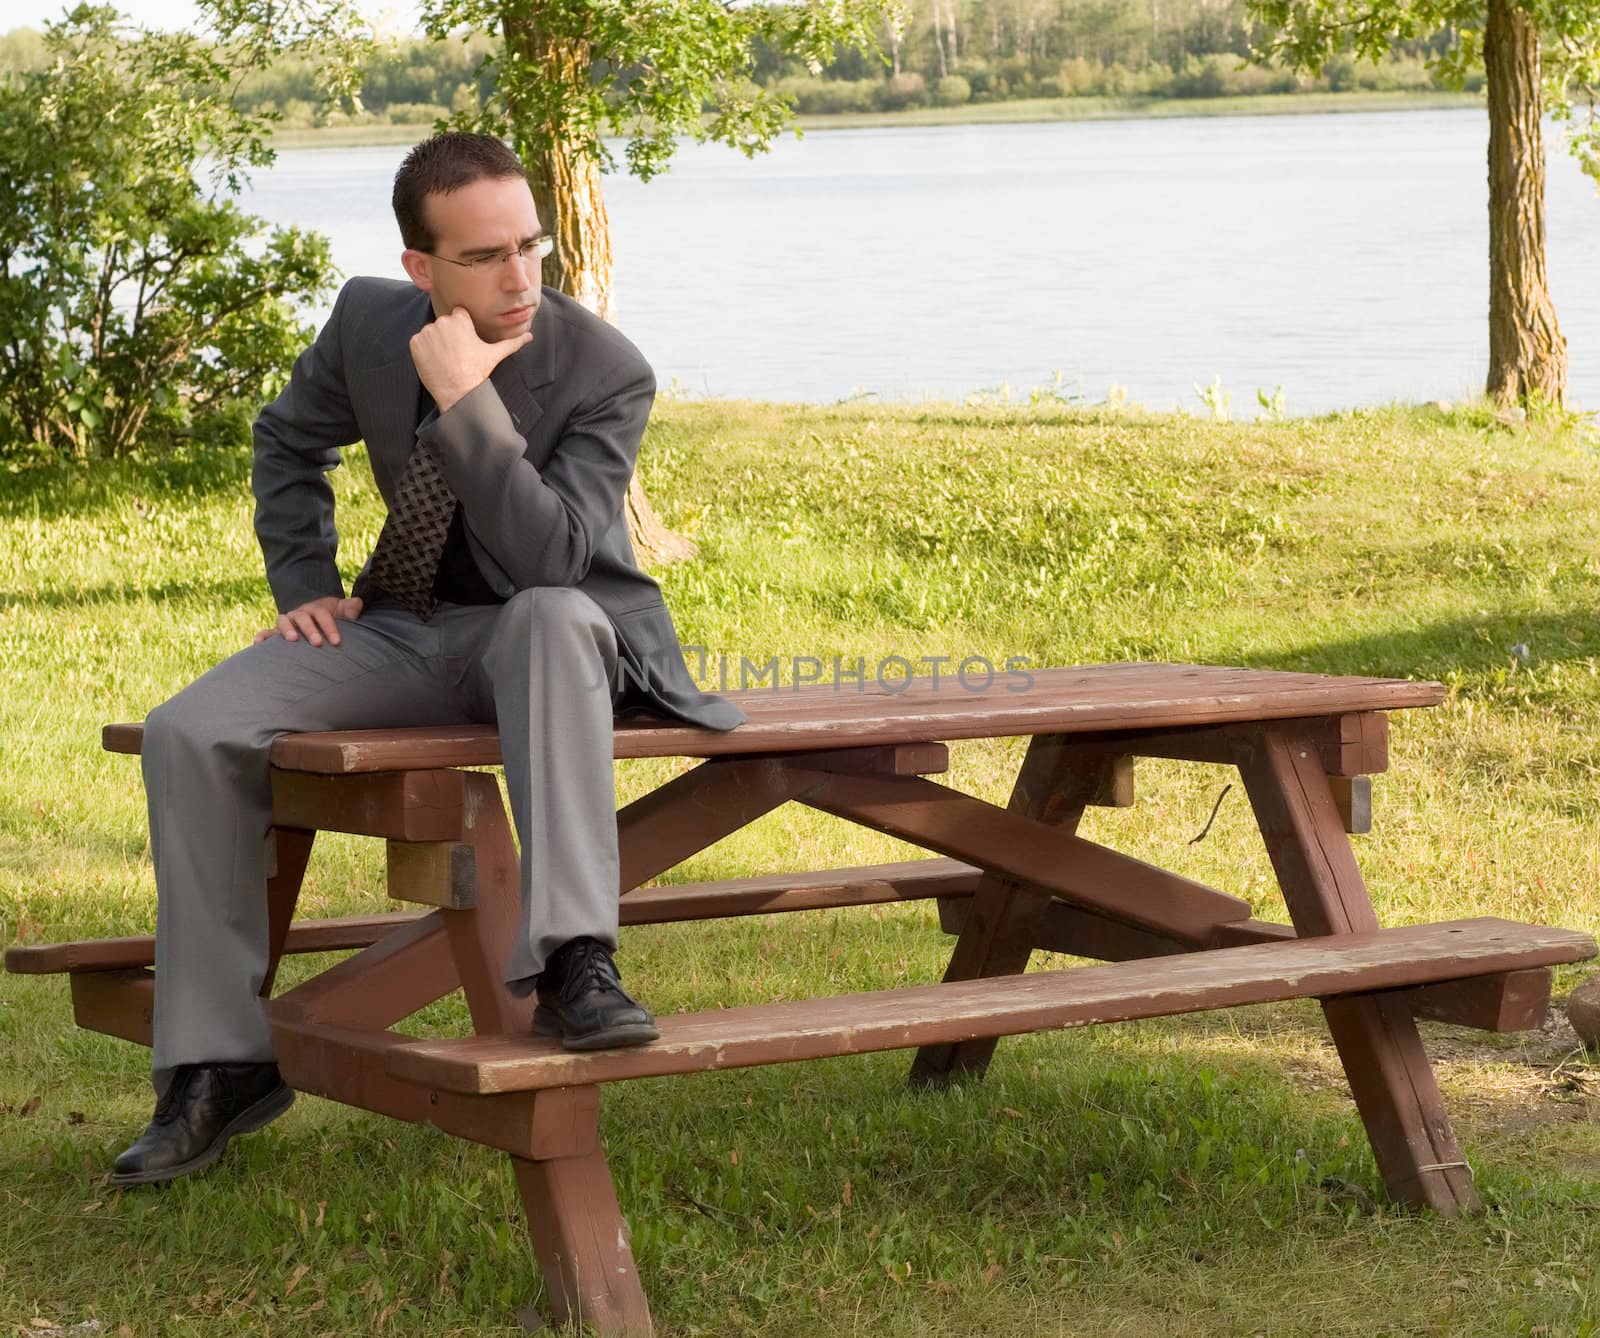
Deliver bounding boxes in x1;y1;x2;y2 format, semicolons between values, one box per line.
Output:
400;249;435;293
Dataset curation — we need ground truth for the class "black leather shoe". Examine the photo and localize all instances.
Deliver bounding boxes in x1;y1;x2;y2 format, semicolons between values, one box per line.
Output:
532;937;660;1051
110;1062;294;1187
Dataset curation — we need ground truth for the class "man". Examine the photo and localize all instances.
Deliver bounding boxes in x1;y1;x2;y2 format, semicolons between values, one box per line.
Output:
111;132;744;1187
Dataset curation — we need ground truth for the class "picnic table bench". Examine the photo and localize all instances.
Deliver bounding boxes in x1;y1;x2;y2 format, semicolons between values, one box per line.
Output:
8;662;1595;1334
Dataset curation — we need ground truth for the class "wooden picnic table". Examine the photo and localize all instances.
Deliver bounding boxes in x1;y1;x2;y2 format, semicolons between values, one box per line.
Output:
7;662;1595;1335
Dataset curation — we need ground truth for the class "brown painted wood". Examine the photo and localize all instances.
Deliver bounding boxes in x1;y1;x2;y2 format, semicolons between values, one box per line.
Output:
911;736;1111;1085
764;742;949;776
442;773;646;1334
70;969;153;1046
514;1152;654;1336
5;912;421;975
1328;776;1373;835
981;902;1550;1034
102;665;1444;771
1405;967;1552;1032
1210;918;1299;947
387;841;477;910
11;860;988;981
270;770;466;841
1026;899;1192;962
269;1015;597;1161
439;772;534;1035
1239;723;1481;1215
1051;715;1389;777
5;862;986;978
387;918;1595;1095
1319;712;1389;778
622;858;981;923
794;767;1251;944
260;828;314;997
1090;754;1136;807
272;912;460;1030
617;757;818;894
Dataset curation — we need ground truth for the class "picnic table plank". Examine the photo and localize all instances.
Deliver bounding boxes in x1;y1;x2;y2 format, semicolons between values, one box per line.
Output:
100;664;1443;770
383;918;1596;1095
4;912;417;975
2;859;989;978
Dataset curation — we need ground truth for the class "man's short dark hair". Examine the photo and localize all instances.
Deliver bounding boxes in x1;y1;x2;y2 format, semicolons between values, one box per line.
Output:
392;132;528;252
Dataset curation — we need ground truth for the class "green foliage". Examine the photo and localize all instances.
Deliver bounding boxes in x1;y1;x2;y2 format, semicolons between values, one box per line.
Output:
413;0;890;181
1246;0;1600;183
0;6;337;460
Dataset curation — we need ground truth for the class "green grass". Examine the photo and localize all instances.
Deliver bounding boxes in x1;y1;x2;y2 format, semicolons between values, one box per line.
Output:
790;89;1482;133
269;89;1484;150
3;397;1599;1334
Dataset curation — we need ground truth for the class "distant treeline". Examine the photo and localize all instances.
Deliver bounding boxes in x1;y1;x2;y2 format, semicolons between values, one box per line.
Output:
1;1;1474;130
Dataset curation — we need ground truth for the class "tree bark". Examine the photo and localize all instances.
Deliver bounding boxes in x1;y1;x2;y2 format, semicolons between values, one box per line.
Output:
499;11;697;567
1483;0;1566;407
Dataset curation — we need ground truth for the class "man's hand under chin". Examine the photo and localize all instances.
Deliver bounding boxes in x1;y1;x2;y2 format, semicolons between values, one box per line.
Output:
410;306;533;413
254;595;365;647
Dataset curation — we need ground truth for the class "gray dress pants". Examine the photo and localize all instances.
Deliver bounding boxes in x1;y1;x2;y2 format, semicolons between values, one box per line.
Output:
140;586;622;1093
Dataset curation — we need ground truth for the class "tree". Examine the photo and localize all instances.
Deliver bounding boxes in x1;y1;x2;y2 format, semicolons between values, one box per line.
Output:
445;0;890;561
1245;0;1600;408
0;6;336;459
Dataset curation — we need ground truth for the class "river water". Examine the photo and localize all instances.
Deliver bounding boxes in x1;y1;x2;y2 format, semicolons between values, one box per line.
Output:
242;109;1600;415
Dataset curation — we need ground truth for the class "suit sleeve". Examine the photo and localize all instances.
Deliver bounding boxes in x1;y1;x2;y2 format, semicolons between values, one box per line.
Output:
420;352;653;590
251;281;361;612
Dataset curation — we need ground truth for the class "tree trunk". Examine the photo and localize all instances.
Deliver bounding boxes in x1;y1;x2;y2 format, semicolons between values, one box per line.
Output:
1483;0;1566;407
499;11;697;567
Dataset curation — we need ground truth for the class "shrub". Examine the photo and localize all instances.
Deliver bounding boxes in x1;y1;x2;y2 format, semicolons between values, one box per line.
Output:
963;63;996;99
279;97;317;127
873;72;927;111
1053;57;1093;96
1360;56;1435;91
771;74;876;114
1325;55;1358;92
932;74;971;106
386;100;448;124
0;10;336;459
1170;54;1228;99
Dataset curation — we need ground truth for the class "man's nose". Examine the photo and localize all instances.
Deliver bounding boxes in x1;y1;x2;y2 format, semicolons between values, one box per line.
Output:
502;252;536;289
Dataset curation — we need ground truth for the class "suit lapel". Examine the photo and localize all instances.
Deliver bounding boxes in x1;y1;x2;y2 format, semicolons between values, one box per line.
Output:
489;293;557;437
349;289;431;488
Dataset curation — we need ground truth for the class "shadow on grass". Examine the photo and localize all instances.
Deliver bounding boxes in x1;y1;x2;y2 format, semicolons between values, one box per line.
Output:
1232;609;1597;682
0;574;272;611
0;448;255;521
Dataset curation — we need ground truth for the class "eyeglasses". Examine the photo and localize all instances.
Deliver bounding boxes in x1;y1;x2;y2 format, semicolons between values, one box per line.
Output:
428;235;555;273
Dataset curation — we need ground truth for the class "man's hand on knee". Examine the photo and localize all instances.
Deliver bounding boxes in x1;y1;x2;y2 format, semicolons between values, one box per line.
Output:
253;595;364;647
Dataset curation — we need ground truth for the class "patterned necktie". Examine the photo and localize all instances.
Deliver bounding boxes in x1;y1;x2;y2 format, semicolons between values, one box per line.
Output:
352;441;457;620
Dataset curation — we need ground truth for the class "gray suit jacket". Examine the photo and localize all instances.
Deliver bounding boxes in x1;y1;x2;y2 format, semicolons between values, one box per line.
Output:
251;276;745;732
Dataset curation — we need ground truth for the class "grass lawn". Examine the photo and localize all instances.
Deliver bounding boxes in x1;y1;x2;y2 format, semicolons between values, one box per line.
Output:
1;396;1598;1334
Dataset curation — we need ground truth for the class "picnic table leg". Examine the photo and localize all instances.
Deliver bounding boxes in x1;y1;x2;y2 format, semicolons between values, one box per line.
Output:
909;735;1119;1088
259;827;314;998
449;773;653;1335
1239;725;1481;1215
